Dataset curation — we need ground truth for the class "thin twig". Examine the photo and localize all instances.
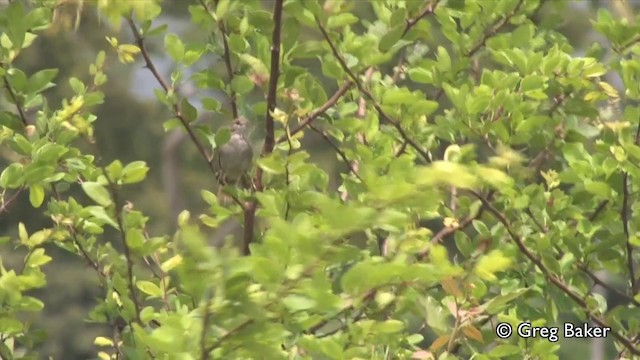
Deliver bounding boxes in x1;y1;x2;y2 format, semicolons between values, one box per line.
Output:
417;190;495;260
431;0;525;101
126;16;216;176
309;124;364;184
578;263;640;307
316;19;431;163
244;0;284;255
473;191;640;355
340;68;371;203
466;0;524;57
100;167;142;325
2;76;28;126
621;120;640;293
277;81;353;144
0;187;24;214
200;0;238;118
199;294;213;360
621;172;636;293
402;0;439;38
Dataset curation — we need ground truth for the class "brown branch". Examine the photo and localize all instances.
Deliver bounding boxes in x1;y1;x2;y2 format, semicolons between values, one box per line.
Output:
466;0;524;57
277;81;353;144
417;190;495;260
126;17;215;176
306;288;377;336
243;0;284;255
525;207;548;233
204;317;253;355
262;0;284;159
621;120;640;293
402;0;439;38
100;168;142;325
473;191;640;355
309;124;364;184
316;20;431;163
200;0;238;118
2;76;28;126
341;68;372;203
199;295;213;360
0;187;24;214
578;263;640;307
621;172;636;293
431;0;526;102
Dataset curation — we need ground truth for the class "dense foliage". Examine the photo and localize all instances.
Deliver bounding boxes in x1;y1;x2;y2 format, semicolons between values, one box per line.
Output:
1;0;640;359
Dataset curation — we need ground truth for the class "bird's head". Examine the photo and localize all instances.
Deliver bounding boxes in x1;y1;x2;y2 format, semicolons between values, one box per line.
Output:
231;116;250;134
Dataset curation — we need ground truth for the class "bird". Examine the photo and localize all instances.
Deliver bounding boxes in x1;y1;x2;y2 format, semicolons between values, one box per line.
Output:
211;116;254;205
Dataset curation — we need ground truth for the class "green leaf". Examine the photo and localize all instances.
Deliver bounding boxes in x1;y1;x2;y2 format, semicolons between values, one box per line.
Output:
473;250;513;281
202;97;220;112
257;153;287;174
24;229;51;248
214;127;231;148
180;98;197;122
327;13;359;29
160;255;182;273
379;25;403;52
409;99;439;116
29;184;45;208
27;68;58;93
215;0;230;19
85;206;118;229
488;344;520;357
484;288;529;314
230;75;254;95
436;46;451;72
18;222;28;243
94;336;114;347
163;118;182;132
165;33;184;62
69;77;85;94
382;88;415;105
25;248;52;268
81;182;113;207
0;163;24;188
0;317;24;334
283;294;316;311
408;68;434;84
137;280;162;297
321;58;343;79
375;319;405;333
126;229;144;249
584;180;612;198
122;161;149;184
